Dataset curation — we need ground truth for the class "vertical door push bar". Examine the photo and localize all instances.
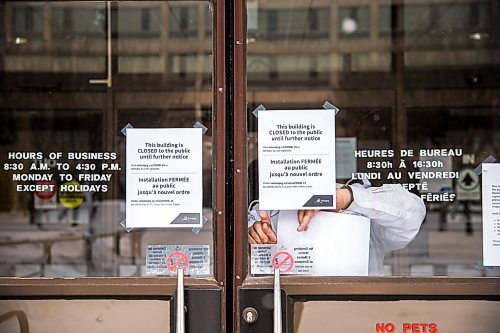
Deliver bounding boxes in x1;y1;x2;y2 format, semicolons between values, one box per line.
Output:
176;268;185;333
274;268;282;333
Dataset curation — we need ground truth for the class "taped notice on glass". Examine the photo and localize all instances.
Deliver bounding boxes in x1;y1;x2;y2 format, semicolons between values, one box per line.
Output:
251;244;315;275
258;109;336;210
126;128;203;228
146;244;210;276
482;163;500;266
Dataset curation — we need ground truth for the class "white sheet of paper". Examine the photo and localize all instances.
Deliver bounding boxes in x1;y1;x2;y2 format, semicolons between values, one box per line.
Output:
482;163;500;266
277;210;370;276
258;109;336;210
126;128;202;228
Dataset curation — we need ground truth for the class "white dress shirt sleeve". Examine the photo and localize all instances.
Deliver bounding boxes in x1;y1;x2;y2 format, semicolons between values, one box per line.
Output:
346;183;427;252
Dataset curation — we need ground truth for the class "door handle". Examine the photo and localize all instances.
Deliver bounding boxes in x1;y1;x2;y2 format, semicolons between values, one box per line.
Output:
273;268;282;333
89;0;112;87
176;268;185;333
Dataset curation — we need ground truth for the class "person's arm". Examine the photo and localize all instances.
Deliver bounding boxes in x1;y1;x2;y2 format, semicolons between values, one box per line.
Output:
296;183;426;251
247;202;277;244
248;211;277;244
346;183;426;252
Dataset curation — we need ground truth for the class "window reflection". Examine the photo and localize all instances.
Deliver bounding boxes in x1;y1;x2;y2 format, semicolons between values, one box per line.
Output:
13;5;43;37
118;7;161;38
0;1;214;277
248;7;330;40
339;6;369;38
52;7;106;38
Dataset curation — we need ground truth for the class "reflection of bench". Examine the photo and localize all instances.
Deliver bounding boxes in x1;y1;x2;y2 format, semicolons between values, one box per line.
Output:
0;229;142;276
0;311;30;333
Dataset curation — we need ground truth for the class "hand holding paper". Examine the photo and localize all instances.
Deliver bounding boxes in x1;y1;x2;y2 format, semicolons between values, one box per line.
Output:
297;210;318;231
296;186;354;231
248;211;277;244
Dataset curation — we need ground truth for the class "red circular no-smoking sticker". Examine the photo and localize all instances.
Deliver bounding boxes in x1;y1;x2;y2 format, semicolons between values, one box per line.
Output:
166;251;189;272
272;251;294;273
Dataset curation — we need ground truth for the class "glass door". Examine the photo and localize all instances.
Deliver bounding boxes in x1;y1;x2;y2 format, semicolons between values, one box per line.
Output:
235;0;500;332
0;1;226;332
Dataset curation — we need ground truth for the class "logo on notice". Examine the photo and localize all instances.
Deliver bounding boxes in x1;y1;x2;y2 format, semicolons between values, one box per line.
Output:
303;195;333;207
171;213;200;225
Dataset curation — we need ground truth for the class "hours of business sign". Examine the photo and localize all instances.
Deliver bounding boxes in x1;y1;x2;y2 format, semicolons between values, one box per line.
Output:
354;148;464;202
3;151;121;194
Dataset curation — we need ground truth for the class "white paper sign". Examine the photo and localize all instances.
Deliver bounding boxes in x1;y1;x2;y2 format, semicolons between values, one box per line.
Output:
277;210;370;276
250;244;315;275
258;109;336;210
126;128;202;228
482;163;500;266
146;244;210;276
